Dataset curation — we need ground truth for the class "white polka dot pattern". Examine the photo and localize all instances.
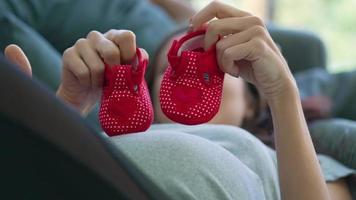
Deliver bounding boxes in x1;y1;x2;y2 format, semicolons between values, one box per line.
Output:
160;49;224;125
99;63;153;136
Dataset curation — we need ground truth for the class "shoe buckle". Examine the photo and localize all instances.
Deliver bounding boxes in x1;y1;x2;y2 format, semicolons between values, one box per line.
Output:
203;72;210;83
133;84;138;93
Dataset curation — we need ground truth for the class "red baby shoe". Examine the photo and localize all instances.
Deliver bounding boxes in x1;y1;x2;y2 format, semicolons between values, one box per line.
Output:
99;48;153;136
159;30;225;125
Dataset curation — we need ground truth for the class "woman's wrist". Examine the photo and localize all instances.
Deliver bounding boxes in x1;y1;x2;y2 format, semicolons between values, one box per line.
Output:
266;78;300;111
56;85;88;116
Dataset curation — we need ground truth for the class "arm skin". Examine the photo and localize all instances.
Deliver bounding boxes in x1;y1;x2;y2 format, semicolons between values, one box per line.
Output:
268;82;330;200
189;2;330;199
150;0;195;22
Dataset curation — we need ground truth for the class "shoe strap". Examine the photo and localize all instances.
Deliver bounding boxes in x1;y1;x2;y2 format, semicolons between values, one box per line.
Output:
103;48;148;94
130;48;148;90
167;30;224;86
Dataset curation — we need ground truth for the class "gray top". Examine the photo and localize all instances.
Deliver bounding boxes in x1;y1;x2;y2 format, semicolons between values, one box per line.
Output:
110;124;355;200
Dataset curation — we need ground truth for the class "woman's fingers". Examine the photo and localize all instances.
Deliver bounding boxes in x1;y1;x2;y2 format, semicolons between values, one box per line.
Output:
216;25;277;59
219;38;267;77
190;1;251;31
87;30;137;65
87;30;121;65
204;16;265;49
140;48;149;60
105;29;136;64
4;44;32;77
62;47;91;87
190;1;271;51
75;38;105;88
63;30;138;89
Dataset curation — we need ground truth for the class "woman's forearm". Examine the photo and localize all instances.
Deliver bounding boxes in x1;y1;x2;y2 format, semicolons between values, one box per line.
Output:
268;81;330;200
151;0;195;22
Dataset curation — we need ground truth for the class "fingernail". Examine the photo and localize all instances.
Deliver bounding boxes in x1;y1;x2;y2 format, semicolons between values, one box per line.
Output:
187;23;194;33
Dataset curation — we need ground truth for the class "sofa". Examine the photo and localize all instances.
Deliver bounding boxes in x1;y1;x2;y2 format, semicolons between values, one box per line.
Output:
2;0;355;198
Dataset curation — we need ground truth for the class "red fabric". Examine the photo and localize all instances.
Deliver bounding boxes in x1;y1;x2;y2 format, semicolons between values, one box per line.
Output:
160;30;225;125
99;48;153;136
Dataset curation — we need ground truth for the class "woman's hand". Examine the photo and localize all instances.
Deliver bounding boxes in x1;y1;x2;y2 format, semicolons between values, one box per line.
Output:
57;30;138;116
190;1;296;102
191;2;330;200
4;44;32;77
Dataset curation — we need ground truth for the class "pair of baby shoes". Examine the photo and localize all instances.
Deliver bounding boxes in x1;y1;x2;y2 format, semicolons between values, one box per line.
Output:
99;30;225;136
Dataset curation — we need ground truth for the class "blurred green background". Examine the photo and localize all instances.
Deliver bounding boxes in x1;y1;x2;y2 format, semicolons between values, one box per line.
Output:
190;0;356;72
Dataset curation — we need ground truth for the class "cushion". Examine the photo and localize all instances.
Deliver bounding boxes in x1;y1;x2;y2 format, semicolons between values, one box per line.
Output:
295;68;356;119
0;12;61;90
309;118;356;169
